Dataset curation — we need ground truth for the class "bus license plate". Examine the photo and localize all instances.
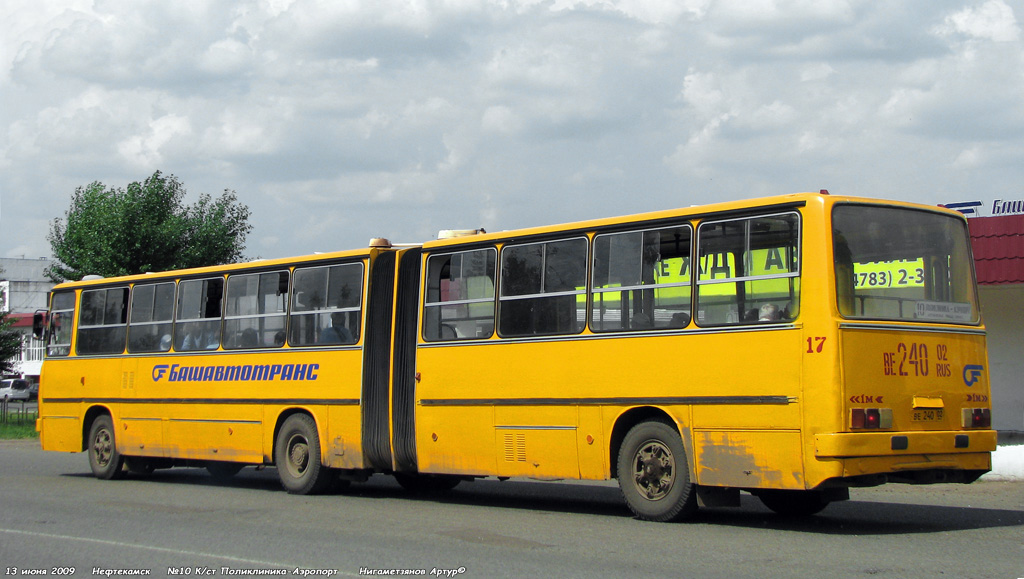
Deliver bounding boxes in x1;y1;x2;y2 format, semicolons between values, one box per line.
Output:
912;409;944;421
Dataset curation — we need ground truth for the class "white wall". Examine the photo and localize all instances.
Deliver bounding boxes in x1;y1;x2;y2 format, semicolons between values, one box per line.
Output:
978;284;1024;432
0;257;53;313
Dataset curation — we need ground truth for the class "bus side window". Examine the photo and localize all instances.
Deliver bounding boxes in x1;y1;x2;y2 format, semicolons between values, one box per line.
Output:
498;238;587;337
77;287;129;355
423;248;496;341
696;213;800;326
290;263;363;347
47;291;76;357
128;282;175;353
592;225;692;332
174;277;224;351
224;271;289;349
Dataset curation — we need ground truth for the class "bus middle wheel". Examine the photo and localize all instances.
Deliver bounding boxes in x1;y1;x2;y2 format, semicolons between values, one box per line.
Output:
275;414;331;495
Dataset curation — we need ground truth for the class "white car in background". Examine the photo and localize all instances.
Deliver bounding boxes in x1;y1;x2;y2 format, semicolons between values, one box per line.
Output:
0;379;31;401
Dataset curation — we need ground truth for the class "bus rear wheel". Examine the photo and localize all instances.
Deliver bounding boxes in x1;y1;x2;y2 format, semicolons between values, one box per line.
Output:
275;414;331;495
616;420;697;522
88;415;125;480
755;489;832;516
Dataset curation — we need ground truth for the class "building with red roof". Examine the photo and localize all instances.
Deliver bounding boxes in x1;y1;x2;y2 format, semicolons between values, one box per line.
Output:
968;215;1024;434
971;214;1024;285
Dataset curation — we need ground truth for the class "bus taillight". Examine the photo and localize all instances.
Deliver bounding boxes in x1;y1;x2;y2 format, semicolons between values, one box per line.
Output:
962;408;991;428
851;408;893;429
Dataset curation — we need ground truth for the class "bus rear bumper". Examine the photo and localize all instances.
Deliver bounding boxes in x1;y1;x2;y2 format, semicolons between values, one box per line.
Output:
812;431;995;487
814;430;997;458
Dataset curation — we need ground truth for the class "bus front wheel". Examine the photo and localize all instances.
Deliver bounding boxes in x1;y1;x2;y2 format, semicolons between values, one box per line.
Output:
88;415;125;480
275;414;331;495
616;420;697;522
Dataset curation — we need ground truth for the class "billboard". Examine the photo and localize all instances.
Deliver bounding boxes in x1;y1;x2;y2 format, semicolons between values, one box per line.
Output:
943;199;1024;218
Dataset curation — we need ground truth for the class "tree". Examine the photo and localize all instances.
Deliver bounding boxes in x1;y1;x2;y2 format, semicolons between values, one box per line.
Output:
0;316;19;375
0;270;22;374
47;172;253;282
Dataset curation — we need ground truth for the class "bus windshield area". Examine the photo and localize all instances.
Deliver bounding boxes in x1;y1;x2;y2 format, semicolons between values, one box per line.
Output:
832;205;979;324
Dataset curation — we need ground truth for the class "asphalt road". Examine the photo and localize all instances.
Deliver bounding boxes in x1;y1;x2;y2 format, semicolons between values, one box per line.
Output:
0;439;1021;579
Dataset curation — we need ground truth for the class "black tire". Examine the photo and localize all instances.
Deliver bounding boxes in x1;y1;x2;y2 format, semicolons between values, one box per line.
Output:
88;415;125;480
616;420;697;522
206;461;245;479
394;473;461;494
275;414;331;495
756;490;831;517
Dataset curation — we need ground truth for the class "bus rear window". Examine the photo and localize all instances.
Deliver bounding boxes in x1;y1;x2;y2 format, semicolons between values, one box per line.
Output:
832;205;979;324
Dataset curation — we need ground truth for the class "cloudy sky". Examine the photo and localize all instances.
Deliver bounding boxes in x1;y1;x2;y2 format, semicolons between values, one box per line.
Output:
2;0;1022;262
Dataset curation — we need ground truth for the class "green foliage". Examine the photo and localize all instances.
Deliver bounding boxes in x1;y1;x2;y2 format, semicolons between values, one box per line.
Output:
47;172;253;282
0;313;20;375
0;421;39;440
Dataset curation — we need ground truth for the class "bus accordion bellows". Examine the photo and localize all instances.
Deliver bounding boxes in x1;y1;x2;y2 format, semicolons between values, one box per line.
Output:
33;191;995;521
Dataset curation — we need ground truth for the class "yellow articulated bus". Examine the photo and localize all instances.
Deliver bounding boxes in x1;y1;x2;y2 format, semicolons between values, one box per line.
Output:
34;191;995;521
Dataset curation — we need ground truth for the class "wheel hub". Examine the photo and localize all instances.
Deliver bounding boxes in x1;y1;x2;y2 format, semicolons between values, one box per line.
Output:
287;437;309;474
93;430;112;467
633;441;674;500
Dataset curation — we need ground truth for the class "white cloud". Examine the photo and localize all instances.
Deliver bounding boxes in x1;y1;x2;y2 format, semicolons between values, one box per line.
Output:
203;109;275;156
1;1;1023;261
800;63;835;82
481;105;523;134
680;70;726;116
953;146;983;169
938;0;1020;43
544;0;705;24
199;38;255;75
711;0;855;24
117;114;194;168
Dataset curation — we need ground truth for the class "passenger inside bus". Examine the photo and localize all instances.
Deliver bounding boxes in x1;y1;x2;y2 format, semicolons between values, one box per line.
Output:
238;328;259;348
318;312;353;344
670;312;691;327
181;322;220;350
758;303;780;321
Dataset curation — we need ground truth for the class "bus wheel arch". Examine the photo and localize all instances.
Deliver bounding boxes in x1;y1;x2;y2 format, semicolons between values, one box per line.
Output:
273;411;332;495
81;405;115;452
609;407;687;479
615;416;698;522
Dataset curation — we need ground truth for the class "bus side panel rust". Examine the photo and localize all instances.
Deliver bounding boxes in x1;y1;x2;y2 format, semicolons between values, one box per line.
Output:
694;430;804;489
